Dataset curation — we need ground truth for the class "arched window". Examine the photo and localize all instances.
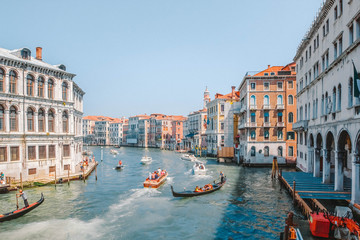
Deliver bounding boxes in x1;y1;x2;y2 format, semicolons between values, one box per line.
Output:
337;84;341;111
264;146;269;157
349;78;353;107
251;146;256;156
0;68;4;92
278;146;283;157
38;77;44;97
277;95;283;104
250;95;256;106
48;79;54;99
0;105;4;131
48;109;55;132
288;112;293;123
332;87;336;112
9;70;17;94
38;108;45;132
62;82;68;101
10;106;18;131
62;111;68;133
27;108;34;132
288;95;293;105
27;75;35;96
264;95;269;106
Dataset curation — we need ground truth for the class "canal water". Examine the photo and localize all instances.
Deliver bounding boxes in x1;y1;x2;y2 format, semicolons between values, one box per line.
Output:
0;147;307;239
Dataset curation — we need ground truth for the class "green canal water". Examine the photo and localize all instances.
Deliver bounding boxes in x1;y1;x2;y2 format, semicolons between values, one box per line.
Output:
0;146;311;239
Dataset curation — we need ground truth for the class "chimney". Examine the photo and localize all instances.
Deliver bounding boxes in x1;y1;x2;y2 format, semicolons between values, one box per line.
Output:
231;86;235;98
268;64;270;69
36;47;42;61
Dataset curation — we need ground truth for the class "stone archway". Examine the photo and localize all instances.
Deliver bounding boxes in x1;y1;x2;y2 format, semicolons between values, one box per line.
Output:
335;130;352;191
314;133;323;177
324;131;335;184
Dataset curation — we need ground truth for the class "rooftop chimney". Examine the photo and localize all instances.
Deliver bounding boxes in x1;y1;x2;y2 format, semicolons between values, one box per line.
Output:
231;86;235;98
268;65;270;69
36;47;42;61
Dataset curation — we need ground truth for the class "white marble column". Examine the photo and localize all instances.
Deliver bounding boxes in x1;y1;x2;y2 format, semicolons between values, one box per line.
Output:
314;148;321;177
351;153;360;204
335;150;344;191
322;148;331;184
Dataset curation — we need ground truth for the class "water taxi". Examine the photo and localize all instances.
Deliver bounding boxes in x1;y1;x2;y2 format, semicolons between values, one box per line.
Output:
180;154;197;162
110;149;118;155
143;171;168;188
140;156;152;165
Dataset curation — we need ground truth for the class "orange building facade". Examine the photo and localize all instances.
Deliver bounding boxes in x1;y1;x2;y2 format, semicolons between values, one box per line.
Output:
237;64;297;165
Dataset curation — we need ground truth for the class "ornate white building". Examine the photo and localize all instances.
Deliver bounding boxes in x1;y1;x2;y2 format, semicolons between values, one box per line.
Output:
0;47;84;181
293;0;360;203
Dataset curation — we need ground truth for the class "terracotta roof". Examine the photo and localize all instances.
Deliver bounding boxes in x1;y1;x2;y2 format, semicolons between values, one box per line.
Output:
83;115;125;123
215;91;240;100
253;66;284;77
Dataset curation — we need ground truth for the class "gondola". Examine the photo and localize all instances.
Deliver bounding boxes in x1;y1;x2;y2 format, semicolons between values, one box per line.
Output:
115;165;124;170
171;178;226;197
0;193;44;222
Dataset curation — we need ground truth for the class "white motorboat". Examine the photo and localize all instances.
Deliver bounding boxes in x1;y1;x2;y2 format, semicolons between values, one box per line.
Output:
192;162;206;175
110;149;119;155
140;156;152;165
180;154;197;162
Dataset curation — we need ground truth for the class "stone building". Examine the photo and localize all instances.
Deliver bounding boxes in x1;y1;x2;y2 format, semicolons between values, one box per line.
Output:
293;0;360;203
0;47;84;181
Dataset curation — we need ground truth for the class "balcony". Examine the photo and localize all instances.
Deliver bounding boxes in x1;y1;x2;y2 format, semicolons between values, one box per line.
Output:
249;105;257;110
263;122;271;128
276;122;285;128
276;104;284;110
292;120;309;131
246;122;257;128
263;104;270;110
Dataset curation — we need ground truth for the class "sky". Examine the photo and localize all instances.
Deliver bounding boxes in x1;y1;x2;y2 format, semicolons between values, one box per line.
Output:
2;0;324;118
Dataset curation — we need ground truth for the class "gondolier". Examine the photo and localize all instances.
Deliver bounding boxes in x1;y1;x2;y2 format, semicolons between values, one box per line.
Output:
17;189;29;208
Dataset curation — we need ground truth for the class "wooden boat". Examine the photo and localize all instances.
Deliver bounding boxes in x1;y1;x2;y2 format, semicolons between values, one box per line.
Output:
171;178;226;197
0;184;10;194
0;193;44;222
140;156;152;165
143;172;168;188
192;163;206;175
180;154;197;162
115;165;124;170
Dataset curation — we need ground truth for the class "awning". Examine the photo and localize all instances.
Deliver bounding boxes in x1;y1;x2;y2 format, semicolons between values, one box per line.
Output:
278;112;283;116
264;112;269;117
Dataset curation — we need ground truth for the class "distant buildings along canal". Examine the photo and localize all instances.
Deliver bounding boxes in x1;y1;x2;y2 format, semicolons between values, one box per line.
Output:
0;47;84;181
293;0;360;203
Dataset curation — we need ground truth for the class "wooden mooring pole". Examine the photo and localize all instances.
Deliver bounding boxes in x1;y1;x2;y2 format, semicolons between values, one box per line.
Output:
95;163;97;181
293;180;296;204
20;172;23;190
68;168;70;186
54;164;57;188
83;164;85;183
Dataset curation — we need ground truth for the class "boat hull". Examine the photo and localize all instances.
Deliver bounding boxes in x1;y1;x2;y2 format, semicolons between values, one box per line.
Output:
0;193;44;222
115;165;124;170
143;173;168;188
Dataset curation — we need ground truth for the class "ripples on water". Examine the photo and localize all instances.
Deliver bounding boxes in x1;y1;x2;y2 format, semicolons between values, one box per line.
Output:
0;147;300;239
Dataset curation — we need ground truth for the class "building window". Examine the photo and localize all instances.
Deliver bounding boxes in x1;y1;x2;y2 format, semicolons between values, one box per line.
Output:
27;75;35;96
288;146;294;157
0;147;6;162
288;81;293;89
337;84;341;111
264;82;269;91
0;105;4;131
39;146;46;159
221;122;224;130
48;79;54;99
10;106;18;131
264;111;269;123
48;109;55;132
278;146;283;157
277;95;283;105
250;95;256;106
38;77;44;97
264;130;269;140
62;111;68;133
10;146;19;161
0;68;4;92
63;145;70;157
278;130;283;140
334;42;338;59
49;145;56;159
339;0;343;15
264;146;269;157
287;132;295;140
288;112;293;123
27;108;34;132
251;112;256;123
28;146;36;160
38;108;45;132
250;82;256;90
300;132;303;145
278;112;283;122
62;82;68;101
28;168;36;175
221;104;224;112
264;95;269;107
9;70;17;94
349;24;354;45
349;78;353;107
251;146;256;156
250;130;256;140
288;95;293;105
326;19;329;35
334;5;338;20
333;87;337;113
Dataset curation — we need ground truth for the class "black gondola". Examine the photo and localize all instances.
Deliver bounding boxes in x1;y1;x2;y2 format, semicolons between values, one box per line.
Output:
0;193;44;222
171;178;226;197
115;165;124;170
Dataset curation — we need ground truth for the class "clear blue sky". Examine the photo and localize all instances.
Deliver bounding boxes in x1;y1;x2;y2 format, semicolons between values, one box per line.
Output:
2;0;323;118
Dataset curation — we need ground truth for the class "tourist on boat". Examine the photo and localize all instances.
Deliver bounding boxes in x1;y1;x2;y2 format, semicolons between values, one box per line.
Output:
149;172;152;180
17;189;29;208
118;160;122;166
157;168;161;175
151;173;156;180
195;186;201;192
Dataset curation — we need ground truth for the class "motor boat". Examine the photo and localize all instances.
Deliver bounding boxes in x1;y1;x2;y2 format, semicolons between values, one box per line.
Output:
192;162;206;175
143;171;168;188
140;156;152;165
110;149;119;155
180;154;197;162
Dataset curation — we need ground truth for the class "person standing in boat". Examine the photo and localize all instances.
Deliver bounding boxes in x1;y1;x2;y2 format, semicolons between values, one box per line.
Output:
220;171;224;183
17;189;29;208
118;160;122;166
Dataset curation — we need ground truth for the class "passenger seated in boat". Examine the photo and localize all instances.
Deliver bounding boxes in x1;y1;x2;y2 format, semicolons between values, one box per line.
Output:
151;173;156;180
0;172;4;184
195;186;202;192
